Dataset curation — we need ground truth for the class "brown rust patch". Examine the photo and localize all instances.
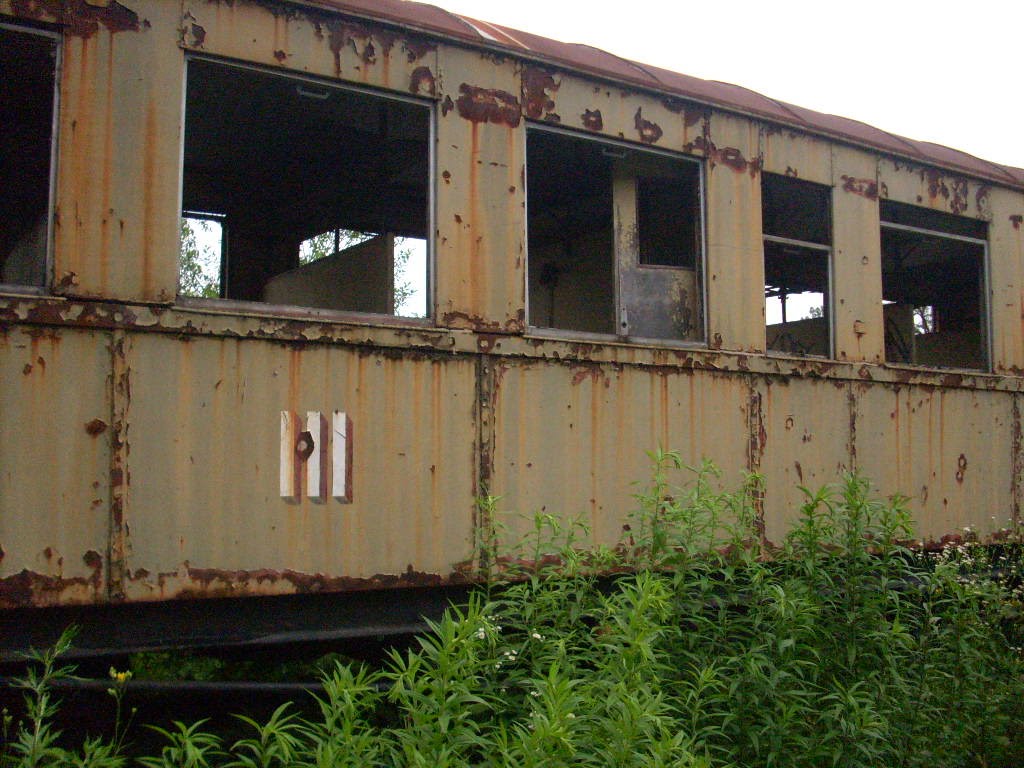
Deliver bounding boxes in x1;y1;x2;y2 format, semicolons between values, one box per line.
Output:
581;109;603;131
633;107;662;144
924;169;950;203
0;550;104;608
456;84;521;127
188;22;206;47
11;0;140;37
955;453;968;484
1010;215;1023;230
409;66;436;96
85;418;108;436
402;38;436;63
441;95;455;116
950;178;969;215
522;67;559;119
686;136;760;176
273;49;287;63
841;175;878;200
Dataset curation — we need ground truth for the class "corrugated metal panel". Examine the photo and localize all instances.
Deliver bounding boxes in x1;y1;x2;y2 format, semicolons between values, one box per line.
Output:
182;0;440;94
0;328;112;608
854;383;1016;541
704;111;763;353
119;333;477;601
53;0;182;303
878;158;992;220
987;187;1024;374
518;66;707;153
491;361;751;547
831;145;884;363
434;45;526;332
760;126;831;187
756;377;853;543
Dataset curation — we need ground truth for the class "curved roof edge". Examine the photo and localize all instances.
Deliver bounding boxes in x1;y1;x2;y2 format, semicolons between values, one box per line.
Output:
304;0;1024;190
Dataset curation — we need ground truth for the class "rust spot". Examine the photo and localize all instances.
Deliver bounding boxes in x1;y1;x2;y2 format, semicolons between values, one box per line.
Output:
441;95;455;116
794;460;803;484
273;49;287;63
785;166;798;178
10;0;140;37
1010;215;1023;230
83;549;103;570
85;418;108;436
453;213;462;223
950;178;969;215
543;113;561;124
975;185;991;217
955;453;968;484
57;271;79;289
522;67;559;119
22;363;32;375
581;109;603;131
633;107;662;144
455;84;521;127
361;40;376;65
686;136;760;176
924;169;950;203
940;373;963;387
442;170;452;184
402;38;436;63
711;332;723;350
841;175;878;200
409;66;435;96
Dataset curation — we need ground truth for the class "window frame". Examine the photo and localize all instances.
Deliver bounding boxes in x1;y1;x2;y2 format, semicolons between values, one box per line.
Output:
523;122;708;347
761;173;834;359
0;20;61;295
879;203;991;372
176;54;436;326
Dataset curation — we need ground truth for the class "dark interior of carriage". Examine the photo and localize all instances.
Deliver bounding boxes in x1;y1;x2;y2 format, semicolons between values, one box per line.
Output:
180;59;429;316
0;26;56;288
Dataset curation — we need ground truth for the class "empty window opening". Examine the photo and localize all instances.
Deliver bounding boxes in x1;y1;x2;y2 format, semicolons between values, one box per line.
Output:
881;200;987;370
527;128;704;342
762;174;832;357
180;59;430;318
1;24;57;288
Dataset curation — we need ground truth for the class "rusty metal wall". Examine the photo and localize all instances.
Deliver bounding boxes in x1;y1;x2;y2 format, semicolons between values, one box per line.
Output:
1;0;1023;615
0;326;112;607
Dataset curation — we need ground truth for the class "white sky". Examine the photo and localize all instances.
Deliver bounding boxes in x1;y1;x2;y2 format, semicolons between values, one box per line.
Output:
432;0;1024;170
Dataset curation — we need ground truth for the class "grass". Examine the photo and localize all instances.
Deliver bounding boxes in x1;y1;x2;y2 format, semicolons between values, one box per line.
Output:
3;452;1023;767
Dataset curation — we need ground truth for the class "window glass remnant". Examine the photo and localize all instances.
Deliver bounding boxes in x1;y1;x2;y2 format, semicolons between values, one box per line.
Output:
762;174;832;356
881;200;987;370
527;128;704;342
181;59;430;318
0;26;57;288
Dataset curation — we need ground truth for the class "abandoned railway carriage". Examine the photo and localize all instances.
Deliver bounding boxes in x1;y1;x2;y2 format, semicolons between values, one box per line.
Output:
3;0;1024;651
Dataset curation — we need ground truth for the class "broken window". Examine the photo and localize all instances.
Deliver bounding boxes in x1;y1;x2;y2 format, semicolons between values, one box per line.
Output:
526;128;704;342
762;174;832;357
881;200;987;369
0;24;58;289
180;58;431;318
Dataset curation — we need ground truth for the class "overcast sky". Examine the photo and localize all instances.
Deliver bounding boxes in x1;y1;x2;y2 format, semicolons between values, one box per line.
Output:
432;0;1024;170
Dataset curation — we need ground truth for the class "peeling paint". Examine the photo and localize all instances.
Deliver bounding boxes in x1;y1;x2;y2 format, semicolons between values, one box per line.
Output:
521;67;559;120
455;84;521;127
841;175;879;200
633;107;662;144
